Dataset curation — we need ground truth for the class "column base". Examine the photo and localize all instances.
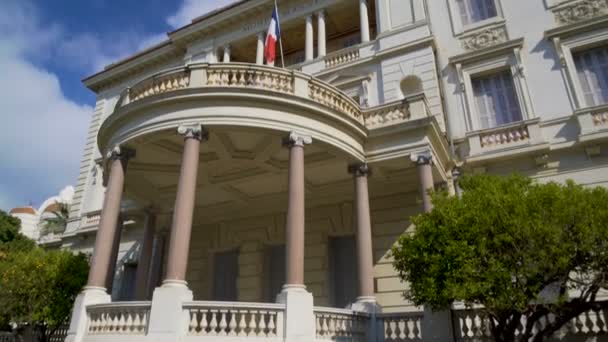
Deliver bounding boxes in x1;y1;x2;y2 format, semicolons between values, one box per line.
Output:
65;286;111;342
351;296;382;314
276;284;315;342
146;281;193;342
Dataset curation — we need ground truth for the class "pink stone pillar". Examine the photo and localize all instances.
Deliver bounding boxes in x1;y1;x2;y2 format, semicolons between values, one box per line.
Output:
135;210;156;300
349;163;376;302
86;146;135;291
105;216;124;292
412;152;434;213
283;132;312;288
163;125;208;286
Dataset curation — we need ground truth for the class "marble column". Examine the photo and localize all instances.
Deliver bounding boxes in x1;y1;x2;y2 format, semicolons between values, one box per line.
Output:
134;210;157;300
86;146;135;291
283;132;312;288
349;163;376;303
105;216;124;293
305;15;314;61
359;0;370;43
163;125;208;286
256;32;265;65
223;45;231;63
411;152;434;213
317;11;326;58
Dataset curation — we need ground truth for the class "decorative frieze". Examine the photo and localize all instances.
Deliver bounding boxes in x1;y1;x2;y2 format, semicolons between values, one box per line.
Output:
553;0;608;25
460;25;508;51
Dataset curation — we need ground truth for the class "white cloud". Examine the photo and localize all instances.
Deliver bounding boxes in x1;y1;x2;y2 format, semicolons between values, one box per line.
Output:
167;0;240;29
0;0;239;211
0;0;92;211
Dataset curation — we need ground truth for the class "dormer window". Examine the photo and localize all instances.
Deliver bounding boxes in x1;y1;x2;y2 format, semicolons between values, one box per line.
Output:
456;0;498;26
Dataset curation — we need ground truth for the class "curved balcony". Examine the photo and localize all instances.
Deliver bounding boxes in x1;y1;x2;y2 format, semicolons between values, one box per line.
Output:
99;63;367;161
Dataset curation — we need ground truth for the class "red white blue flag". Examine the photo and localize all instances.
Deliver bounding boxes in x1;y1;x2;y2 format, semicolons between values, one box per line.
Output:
264;6;280;65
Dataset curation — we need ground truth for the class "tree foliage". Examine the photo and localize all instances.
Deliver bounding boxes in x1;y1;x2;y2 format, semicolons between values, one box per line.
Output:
0;210;35;254
391;174;608;342
0;210;88;341
0;248;89;341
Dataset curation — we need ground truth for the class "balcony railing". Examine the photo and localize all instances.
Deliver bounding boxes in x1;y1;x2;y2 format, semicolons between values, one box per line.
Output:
325;45;361;68
452;305;608;341
77;300;608;341
314;307;370;342
378;312;424;342
466;118;544;158
114;63;433;131
86;302;151;335
184;301;285;340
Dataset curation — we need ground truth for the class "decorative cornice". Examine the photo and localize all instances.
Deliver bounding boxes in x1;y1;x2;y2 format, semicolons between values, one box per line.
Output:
553;0;608;25
283;131;313;148
460;25;509;51
410;150;433;165
348;163;371;177
177;124;209;141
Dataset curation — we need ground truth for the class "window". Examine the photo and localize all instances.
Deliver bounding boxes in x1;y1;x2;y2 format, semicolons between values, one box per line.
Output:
329;236;358;308
264;245;285;302
573;45;608;107
213;250;239;301
456;0;498;26
118;263;138;301
472;70;523;129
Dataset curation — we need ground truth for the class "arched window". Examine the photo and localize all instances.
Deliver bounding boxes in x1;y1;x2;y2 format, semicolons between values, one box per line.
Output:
400;75;423;97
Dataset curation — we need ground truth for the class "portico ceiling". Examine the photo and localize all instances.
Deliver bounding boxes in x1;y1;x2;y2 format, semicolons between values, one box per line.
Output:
122;126;435;220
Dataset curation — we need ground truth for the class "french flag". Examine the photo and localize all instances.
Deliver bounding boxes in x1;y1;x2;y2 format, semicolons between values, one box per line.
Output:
264;6;280;65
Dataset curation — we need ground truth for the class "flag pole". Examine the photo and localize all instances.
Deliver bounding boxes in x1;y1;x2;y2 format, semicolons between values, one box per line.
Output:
274;0;285;68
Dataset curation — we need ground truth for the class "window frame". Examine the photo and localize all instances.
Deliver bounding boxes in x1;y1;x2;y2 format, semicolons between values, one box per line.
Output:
553;27;608;110
456;46;534;132
447;0;505;35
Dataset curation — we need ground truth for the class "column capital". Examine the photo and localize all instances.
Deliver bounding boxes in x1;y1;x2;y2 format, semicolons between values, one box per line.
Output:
410;150;433;166
177;124;209;141
348;163;371;177
283;132;312;148
316;9;326;18
106;145;136;162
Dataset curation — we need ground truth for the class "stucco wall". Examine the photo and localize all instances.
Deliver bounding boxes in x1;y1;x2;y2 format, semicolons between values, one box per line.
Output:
183;190;421;311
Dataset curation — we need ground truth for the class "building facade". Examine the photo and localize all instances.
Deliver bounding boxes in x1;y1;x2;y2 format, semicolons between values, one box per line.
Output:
62;0;608;341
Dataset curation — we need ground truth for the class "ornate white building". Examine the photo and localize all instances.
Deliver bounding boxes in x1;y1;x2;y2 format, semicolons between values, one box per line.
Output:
9;186;74;242
62;0;608;341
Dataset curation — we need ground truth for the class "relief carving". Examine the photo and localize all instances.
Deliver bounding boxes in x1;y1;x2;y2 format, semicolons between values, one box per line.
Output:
553;0;608;25
461;25;508;51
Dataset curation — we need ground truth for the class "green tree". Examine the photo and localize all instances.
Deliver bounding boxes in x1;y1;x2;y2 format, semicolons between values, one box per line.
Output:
392;174;608;342
0;248;89;342
0;209;35;254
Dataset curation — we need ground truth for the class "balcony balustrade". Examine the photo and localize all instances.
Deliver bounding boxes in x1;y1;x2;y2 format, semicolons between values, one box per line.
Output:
314;307;369;342
112;63;432;134
76;300;608;341
86;302;151;336
184;301;285;341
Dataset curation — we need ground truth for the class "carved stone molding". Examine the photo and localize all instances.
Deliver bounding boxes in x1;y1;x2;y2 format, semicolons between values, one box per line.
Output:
177;124;209;141
553;0;608;25
460;25;509;51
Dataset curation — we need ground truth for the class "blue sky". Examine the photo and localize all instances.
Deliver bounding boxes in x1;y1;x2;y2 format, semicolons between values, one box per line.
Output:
0;0;237;211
